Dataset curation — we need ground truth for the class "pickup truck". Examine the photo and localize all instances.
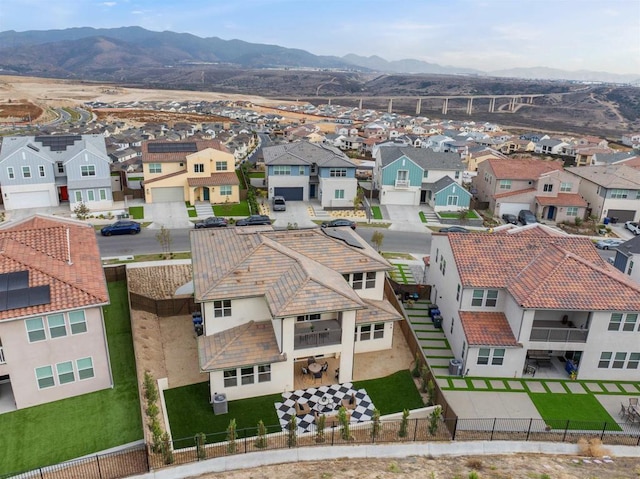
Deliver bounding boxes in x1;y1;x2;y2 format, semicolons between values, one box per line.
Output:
624;221;640;235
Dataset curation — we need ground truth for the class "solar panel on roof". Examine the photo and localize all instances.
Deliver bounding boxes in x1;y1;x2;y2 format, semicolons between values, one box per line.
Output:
34;135;82;152
147;142;198;153
7;289;30;310
5;271;29;290
28;285;51;307
0;271;51;312
0;291;7;312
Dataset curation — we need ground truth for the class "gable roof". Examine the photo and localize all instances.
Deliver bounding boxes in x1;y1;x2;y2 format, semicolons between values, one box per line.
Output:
263;141;356;168
379;146;463;170
141;139;228;163
449;233;640;310
0;135;109;166
566;165;640;189
459;311;519;347
0;215;109;321
485;158;563;180
431;175;471;196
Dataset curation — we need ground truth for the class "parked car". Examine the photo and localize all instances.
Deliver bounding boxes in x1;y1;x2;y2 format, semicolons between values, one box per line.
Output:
594;238;625;250
100;220;141;236
272;195;286;212
235;215;272;226
501;213;518;225
624;221;640;235
438;226;470;233
321;219;356;229
194;217;228;229
518;210;537;225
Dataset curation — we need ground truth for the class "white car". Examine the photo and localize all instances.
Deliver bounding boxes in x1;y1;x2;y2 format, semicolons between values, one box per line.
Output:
624;221;640;235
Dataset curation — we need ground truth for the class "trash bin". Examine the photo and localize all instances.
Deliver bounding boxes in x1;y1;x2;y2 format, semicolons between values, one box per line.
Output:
432;315;443;328
211;393;228;415
603;217;610;225
449;359;462;376
428;304;439;317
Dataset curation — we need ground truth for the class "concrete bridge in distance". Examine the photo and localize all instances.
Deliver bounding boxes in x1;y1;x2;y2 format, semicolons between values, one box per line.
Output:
311;94;546;115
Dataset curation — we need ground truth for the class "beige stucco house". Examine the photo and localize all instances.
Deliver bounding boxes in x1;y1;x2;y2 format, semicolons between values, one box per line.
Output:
190;227;403;401
142;140;240;205
0;215;112;411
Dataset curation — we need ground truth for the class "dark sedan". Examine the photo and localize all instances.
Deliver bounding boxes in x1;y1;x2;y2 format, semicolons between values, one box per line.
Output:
235;215;272;226
501;213;518;225
100;220;141;236
194;217;228;228
438;226;470;233
321;219;356;229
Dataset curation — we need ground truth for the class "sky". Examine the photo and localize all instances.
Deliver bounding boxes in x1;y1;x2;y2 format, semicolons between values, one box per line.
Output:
1;0;639;75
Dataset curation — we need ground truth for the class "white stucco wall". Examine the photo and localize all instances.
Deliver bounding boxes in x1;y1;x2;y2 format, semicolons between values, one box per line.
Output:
267;175;308;200
319;177;357;208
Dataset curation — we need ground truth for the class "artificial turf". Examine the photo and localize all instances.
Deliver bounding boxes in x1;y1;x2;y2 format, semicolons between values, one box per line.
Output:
128;206;144;219
371;206;383;220
529;392;621;431
353;370;424;415
0;281;142;476
213;201;251;216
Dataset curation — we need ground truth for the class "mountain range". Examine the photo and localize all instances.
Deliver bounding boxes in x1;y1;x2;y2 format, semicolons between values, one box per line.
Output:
0;26;637;84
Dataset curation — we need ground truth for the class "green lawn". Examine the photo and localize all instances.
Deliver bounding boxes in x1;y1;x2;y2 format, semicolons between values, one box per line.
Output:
371;206;383;220
248;172;265;178
419;211;427;223
164;382;281;446
213;201;250;216
0;281;142;475
353;370;424;415
529;393;621;431
438;210;479;219
128;206;144;219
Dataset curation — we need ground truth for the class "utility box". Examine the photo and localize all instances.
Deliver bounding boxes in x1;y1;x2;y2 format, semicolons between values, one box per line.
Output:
449;359;462;376
211;393;228;415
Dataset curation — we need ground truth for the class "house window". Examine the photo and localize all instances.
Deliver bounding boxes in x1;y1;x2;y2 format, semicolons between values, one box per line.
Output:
213;300;231;318
215;161;227;171
440;258;446;275
69;311;87;334
543;183;553;192
472;289;498;307
38;165;46;177
455;171;460;179
74;191;82;202
628;353;640;369
57;162;64;174
598;352;612;368
258;364;271;383
610;189;628;199
77;357;94;380
241;366;254;385
360;325;371;341
330;168;347;177
193;164;204;173
149;163;162;174
499;180;511;190
22;166;31;178
373;323;384;339
296;314;321;322
477;348;490;365
56;361;75;384
47;314;67;339
35;365;55;389
99;189;107;201
477;348;504;365
7;167;14;179
223;369;237;387
335;189;345;199
628;261;634;276
81;165;96;177
423;170;429;178
560;182;572;192
566;207;578;217
447;195;458;206
623;313;638;331
26;318;46;342
353;273;364;290
365;272;376;288
396;170;408;183
462;341;466;359
608;313;623;331
220;185;232;196
299;166;305;175
492;348;505;365
613;352;626;369
273;165;291;175
87;190;95;202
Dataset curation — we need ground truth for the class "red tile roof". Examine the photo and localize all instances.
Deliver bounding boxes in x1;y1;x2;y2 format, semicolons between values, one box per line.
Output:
486;158;563;180
0;216;109;320
459;311;519;347
187;172;240;187
535;193;587;207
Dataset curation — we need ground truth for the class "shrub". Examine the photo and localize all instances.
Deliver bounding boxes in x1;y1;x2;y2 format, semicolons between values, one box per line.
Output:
338;406;351;440
226;419;238;453
73;202;90;220
420;365;429;393
577;437;609;457
315;414;326;443
411;352;421;378
426;379;436;407
287;416;297;447
428;406;442;436
195;432;207;460
254;420;267;449
398;409;409;438
160;432;174;464
370;408;381;441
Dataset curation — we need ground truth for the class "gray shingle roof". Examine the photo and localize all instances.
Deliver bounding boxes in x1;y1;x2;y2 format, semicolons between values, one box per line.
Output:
263;141;357;168
379;146;463;170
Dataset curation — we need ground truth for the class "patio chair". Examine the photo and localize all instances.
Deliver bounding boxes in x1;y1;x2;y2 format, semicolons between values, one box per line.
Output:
294;400;311;416
619;402;630;420
334;368;340;380
307;357;316;366
629;397;639;406
341;393;357;410
321;361;329;375
301;366;310;381
313;370;323;382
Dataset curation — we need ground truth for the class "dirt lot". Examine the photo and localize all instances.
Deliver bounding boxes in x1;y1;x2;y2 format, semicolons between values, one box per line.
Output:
191;454;640;479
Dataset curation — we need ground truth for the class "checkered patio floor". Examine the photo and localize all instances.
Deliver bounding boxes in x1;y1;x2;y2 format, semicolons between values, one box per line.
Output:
275;382;375;434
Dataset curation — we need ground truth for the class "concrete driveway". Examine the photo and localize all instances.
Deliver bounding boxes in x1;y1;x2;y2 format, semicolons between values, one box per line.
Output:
382;204;430;233
271;201;318;229
145;202;194;229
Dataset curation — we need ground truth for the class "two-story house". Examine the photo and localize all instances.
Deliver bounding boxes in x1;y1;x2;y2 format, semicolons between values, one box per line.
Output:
565;165;640;222
473;158;587;221
429;230;640;381
0;135;114;211
375;146;469;208
0;215;112;410
534;138;569;155
263;141;358;208
612;236;640;283
191;226;402;401
141;140;240;205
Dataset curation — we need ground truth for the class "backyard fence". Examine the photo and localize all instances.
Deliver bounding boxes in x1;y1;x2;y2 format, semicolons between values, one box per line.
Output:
128;292;196;317
103;265;127;283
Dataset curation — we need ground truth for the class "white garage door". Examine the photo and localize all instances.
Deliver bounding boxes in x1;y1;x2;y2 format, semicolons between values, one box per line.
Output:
151;187;184;203
498;202;530;217
11;191;52;209
383;190;417;205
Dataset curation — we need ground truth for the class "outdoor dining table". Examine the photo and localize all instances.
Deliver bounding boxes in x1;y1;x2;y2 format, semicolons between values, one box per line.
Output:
308;362;322;374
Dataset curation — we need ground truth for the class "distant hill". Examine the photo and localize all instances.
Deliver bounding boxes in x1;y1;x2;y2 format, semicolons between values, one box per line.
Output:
0;27;637;84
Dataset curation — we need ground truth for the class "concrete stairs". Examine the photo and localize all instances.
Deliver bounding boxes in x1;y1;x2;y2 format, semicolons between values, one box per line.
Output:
194;202;213;217
406;301;454;374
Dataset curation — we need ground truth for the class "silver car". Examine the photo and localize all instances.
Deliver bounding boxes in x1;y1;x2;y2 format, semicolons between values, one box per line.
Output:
272;196;286;211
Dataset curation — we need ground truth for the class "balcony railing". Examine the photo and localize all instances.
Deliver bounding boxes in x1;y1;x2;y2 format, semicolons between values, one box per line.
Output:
294;320;342;350
0;347;5;364
395;180;410;188
529;327;589;343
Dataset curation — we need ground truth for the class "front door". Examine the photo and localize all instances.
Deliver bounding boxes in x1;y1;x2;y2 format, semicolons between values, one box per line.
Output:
420;190;427;203
547;205;556;220
310;184;316;199
203;187;210;201
59;186;69;202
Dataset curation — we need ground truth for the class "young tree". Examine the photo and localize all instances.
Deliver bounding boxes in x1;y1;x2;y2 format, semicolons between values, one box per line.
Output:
353;187;365;212
371;230;384;252
155;225;173;259
73;201;90;220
